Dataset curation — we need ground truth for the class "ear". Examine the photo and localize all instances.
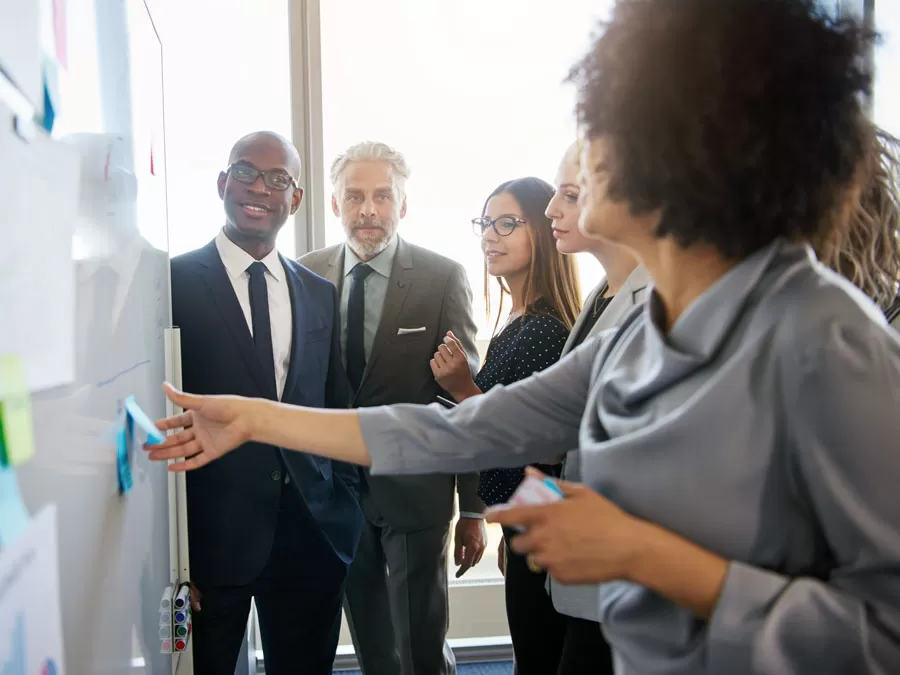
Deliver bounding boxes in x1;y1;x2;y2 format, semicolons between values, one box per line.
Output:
331;193;340;218
399;196;408;219
290;187;304;215
217;172;227;200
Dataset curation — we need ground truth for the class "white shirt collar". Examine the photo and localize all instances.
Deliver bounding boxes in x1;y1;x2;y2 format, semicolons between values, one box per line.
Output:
216;229;283;282
343;234;399;279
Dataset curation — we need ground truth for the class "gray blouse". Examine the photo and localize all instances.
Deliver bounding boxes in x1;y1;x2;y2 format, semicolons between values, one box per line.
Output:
358;240;900;675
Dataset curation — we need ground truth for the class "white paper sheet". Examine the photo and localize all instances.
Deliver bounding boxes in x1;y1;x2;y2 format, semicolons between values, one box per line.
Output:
0;0;42;115
0;102;79;392
0;505;65;675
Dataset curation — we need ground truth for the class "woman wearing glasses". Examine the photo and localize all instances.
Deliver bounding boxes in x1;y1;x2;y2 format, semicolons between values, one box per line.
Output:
429;176;581;674
147;1;900;672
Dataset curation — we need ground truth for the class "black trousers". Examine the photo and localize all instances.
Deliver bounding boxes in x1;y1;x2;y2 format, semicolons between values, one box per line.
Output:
503;529;614;675
191;486;348;675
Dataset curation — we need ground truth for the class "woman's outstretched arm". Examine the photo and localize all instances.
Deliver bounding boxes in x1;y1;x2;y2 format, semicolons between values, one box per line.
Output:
147;336;604;474
148;385;371;471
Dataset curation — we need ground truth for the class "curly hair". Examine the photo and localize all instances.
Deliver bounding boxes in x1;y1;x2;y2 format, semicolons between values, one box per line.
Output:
568;0;875;260
818;127;900;309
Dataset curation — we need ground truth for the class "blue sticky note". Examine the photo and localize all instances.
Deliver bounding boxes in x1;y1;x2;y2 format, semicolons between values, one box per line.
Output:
116;409;133;495
0;464;30;545
41;58;61;134
124;396;164;445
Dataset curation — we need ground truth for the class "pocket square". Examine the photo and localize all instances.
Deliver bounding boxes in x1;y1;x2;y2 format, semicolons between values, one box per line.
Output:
397;327;427;335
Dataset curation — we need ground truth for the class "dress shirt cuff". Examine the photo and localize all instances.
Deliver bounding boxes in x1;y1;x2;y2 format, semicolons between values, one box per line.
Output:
706;560;789;674
458;511;485;520
358;406;409;475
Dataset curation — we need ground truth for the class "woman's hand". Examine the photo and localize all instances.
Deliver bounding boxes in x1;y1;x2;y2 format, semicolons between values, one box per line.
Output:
430;331;481;401
488;468;729;618
144;383;257;471
487;467;651;585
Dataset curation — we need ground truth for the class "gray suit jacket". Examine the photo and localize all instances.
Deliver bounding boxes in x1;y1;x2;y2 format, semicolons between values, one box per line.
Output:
562;264;652;354
299;238;484;531
551;264;651;622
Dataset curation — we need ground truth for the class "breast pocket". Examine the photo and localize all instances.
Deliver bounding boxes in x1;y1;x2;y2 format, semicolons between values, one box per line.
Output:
390;329;435;357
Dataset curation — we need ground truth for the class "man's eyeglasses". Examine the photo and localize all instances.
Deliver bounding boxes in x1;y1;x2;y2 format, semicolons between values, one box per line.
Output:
227;163;298;191
471;215;526;237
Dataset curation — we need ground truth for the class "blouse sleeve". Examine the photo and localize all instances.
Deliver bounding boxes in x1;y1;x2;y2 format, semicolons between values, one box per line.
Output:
511;314;570;383
358;336;604;477
706;319;900;674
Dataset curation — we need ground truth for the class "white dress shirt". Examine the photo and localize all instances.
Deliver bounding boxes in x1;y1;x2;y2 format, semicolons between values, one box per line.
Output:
215;230;292;400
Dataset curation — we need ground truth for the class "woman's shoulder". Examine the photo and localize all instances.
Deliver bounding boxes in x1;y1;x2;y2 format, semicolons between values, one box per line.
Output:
767;258;900;372
520;298;570;335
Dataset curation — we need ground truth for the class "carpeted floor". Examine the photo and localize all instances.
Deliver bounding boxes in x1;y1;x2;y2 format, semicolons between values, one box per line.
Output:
336;662;513;675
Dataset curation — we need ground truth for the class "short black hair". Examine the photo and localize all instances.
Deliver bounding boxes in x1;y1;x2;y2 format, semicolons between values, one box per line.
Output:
568;0;875;260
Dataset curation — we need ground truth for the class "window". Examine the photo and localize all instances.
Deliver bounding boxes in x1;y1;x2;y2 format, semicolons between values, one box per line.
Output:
320;1;612;343
318;0;614;645
152;0;294;258
875;1;900;137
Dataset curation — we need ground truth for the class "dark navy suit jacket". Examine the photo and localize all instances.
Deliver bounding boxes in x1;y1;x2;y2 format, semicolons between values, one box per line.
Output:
171;240;362;587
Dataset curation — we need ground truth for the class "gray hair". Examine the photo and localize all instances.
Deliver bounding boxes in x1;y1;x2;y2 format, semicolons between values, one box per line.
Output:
330;141;411;195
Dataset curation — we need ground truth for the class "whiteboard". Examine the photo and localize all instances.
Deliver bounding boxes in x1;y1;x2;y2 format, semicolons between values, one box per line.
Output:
10;1;177;673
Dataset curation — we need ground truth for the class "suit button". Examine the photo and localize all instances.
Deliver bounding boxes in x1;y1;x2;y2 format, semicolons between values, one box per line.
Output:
271;470;282;481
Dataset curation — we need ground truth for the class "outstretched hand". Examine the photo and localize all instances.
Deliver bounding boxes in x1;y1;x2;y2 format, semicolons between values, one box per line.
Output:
144;383;255;471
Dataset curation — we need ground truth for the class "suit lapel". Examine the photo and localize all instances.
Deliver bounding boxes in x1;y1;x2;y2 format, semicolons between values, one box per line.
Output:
280;256;308;403
322;245;345;290
196;241;276;399
591;266;652;335
563;278;607;354
360;239;413;386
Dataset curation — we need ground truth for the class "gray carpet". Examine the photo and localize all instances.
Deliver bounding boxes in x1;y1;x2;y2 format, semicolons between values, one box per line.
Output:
336;663;513;675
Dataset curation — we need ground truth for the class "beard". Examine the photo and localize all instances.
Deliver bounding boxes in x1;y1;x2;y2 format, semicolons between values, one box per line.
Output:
345;218;397;257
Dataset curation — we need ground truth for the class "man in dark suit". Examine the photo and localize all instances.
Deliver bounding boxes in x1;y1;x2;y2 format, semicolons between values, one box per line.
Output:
170;131;362;675
299;141;485;675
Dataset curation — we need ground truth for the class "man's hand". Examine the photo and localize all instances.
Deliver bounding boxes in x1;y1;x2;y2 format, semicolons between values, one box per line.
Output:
454;516;487;578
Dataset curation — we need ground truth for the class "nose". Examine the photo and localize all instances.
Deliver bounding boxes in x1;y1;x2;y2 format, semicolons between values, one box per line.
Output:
362;196;377;217
481;224;499;243
248;175;270;195
546;194;563;220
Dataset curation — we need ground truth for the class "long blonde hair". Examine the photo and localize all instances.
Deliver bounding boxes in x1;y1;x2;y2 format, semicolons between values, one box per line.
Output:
481;177;582;333
818;127;900;309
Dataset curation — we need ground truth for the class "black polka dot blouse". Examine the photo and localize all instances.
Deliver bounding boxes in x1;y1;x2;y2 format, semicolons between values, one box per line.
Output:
475;297;571;506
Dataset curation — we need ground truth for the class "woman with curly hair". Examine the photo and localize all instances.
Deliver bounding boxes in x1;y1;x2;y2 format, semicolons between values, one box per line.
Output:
147;1;900;673
818;127;900;323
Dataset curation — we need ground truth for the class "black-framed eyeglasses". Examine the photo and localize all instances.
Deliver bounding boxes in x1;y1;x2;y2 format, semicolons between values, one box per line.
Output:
227;163;298;191
471;215;526;237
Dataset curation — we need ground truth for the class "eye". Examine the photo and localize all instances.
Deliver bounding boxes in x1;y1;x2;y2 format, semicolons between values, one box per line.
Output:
377;194;389;201
565;192;579;204
347;194;363;203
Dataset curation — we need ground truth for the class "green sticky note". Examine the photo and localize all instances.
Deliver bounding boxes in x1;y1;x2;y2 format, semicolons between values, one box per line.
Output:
0;356;35;466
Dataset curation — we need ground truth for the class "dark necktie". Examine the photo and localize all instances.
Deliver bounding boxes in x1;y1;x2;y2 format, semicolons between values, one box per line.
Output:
247;261;277;398
346;263;374;391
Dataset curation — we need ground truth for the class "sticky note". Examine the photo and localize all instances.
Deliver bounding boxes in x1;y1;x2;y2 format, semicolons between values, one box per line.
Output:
0;356;36;466
124;396;164;445
0;464;30;545
116;409;133;495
